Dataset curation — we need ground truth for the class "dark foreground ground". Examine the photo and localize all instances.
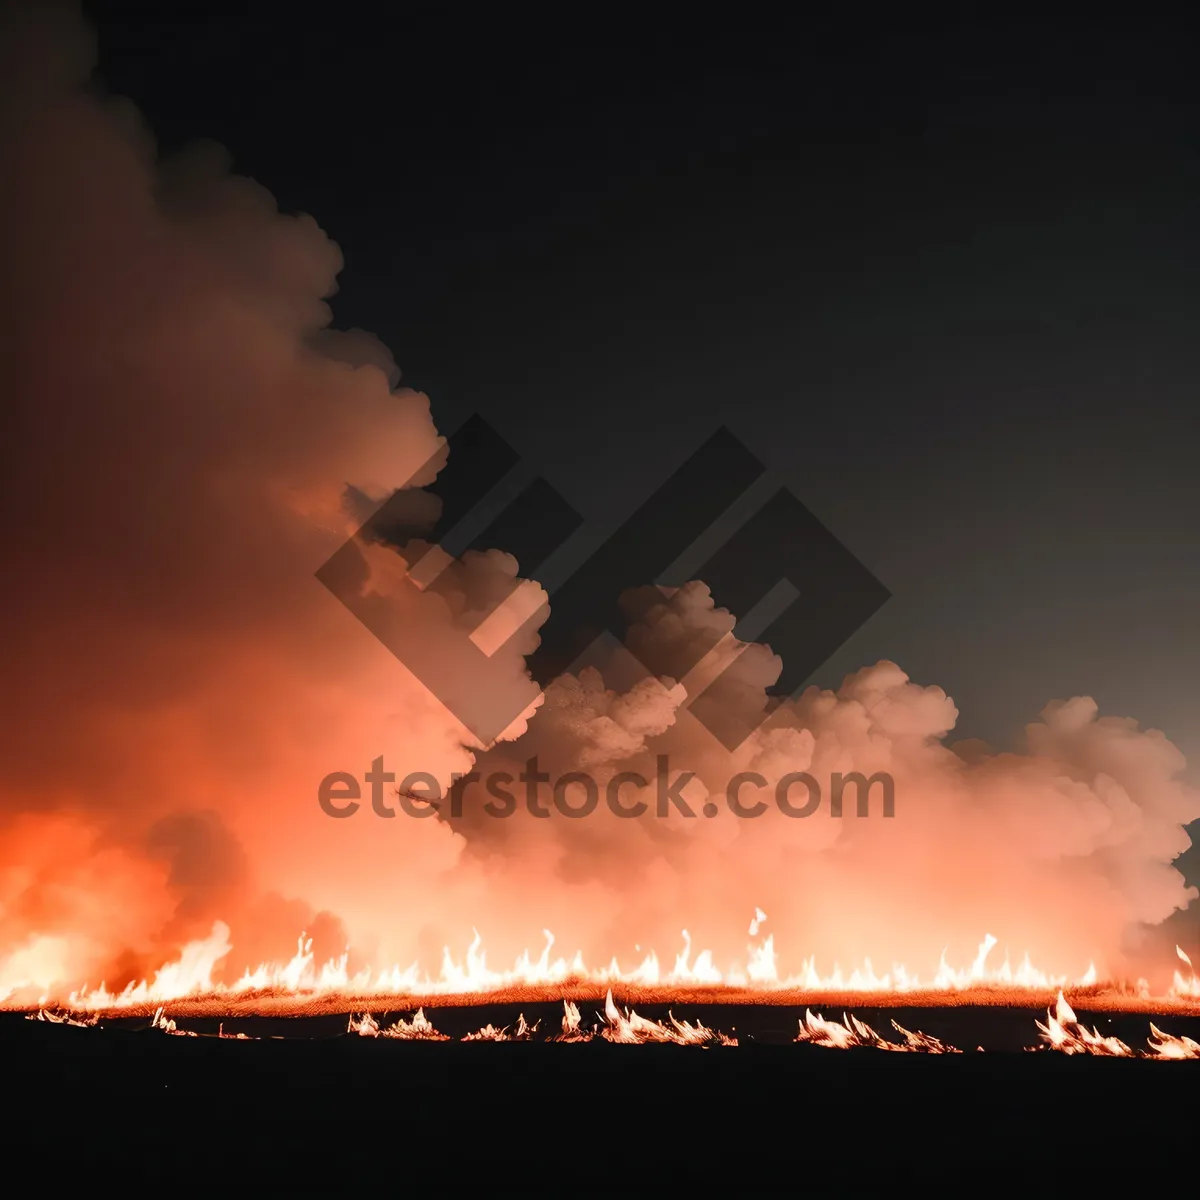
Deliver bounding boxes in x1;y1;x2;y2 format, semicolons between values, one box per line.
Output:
5;1003;1197;1191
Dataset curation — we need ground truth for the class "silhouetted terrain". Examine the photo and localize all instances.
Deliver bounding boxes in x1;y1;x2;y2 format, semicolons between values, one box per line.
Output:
6;1007;1194;1188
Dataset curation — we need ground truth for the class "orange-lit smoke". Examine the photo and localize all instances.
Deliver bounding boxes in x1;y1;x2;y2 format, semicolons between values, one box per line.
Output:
1;2;1198;1005
445;592;1199;991
0;0;501;994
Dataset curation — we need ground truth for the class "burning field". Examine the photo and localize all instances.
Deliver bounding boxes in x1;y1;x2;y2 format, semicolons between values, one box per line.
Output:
7;921;1200;1048
3;1;1200;1032
8;979;1198;1189
1;9;1199;1187
21;988;1200;1058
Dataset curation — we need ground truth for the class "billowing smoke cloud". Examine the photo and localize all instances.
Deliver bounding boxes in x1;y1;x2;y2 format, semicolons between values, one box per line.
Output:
1;2;1196;1001
447;583;1199;987
0;0;516;994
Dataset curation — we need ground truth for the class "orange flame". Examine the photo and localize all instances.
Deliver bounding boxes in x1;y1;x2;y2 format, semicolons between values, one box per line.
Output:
19;990;1200;1056
1035;991;1200;1059
25;1008;97;1028
1172;945;1200;999
795;1010;960;1052
553;1000;594;1042
151;1006;197;1037
463;1013;539;1041
599;989;736;1045
1146;1023;1200;1060
347;1009;449;1040
5;919;1149;1014
6;912;1199;1020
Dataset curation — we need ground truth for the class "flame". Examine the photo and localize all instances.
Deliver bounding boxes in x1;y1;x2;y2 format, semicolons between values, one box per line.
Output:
795;1010;960;1052
463;1013;539;1041
151;1006;197;1037
600;990;736;1045
889;1021;963;1053
25;1008;97;1027
348;996;738;1045
347;1008;449;1040
553;1000;594;1042
796;1009;885;1049
12;917;1166;1015
20;991;1199;1056
1034;991;1199;1058
1172;945;1200;998
1146;1023;1200;1060
1035;991;1133;1055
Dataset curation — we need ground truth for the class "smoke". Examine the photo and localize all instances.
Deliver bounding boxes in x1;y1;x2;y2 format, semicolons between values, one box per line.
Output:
447;583;1199;985
1;2;1197;999
0;0;501;993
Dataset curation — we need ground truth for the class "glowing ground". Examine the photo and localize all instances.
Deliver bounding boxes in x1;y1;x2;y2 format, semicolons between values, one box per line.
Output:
13;982;1200;1020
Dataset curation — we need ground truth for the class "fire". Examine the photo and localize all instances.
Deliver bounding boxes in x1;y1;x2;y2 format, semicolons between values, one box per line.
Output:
151;1006;197;1037
1035;992;1133;1056
890;1021;962;1053
19;993;1199;1055
348;1009;449;1040
1146;1023;1200;1060
463;1014;539;1041
4;911;1198;1018
795;1010;960;1052
25;1008;97;1027
1172;945;1200;998
796;1009;886;1049
600;989;737;1045
2;919;1145;1013
344;996;737;1044
553;1000;594;1042
1035;991;1200;1059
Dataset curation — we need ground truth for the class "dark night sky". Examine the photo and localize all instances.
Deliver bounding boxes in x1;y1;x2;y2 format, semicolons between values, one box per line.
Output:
82;5;1200;884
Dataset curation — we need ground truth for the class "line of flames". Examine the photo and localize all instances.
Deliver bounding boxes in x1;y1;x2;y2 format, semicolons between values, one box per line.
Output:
7;919;1200;1011
25;991;1199;1057
793;993;1200;1059
344;996;740;1045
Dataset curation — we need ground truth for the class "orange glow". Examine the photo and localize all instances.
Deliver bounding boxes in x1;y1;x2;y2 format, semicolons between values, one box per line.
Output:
4;4;1200;1050
6;918;1199;1017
